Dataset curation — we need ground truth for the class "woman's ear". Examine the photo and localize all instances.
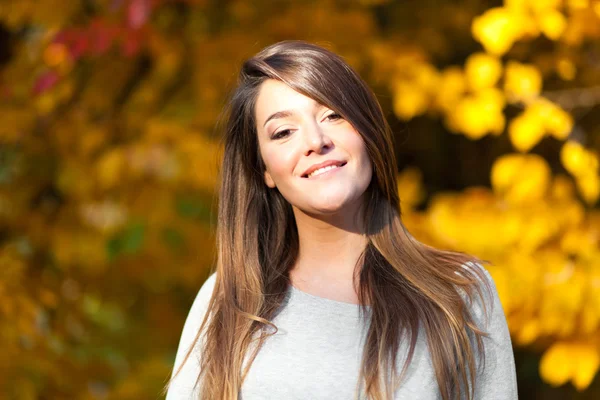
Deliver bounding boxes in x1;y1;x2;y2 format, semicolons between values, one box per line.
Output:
264;170;276;188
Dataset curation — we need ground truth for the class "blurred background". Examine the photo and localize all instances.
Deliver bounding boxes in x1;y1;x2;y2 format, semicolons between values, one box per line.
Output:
0;0;599;398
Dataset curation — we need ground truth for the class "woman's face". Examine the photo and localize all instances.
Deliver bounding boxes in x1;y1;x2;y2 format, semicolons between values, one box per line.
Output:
255;79;373;216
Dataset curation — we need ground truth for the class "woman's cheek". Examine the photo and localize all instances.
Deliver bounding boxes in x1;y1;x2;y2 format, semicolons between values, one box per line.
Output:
262;147;295;185
275;148;297;175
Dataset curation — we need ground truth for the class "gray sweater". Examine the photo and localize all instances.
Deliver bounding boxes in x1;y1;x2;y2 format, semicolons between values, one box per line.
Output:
166;267;518;399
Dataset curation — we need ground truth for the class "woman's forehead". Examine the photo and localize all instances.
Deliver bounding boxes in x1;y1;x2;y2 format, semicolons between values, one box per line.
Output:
255;80;328;126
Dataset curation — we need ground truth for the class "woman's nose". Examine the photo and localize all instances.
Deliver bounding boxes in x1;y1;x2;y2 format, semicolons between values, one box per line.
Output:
303;122;333;156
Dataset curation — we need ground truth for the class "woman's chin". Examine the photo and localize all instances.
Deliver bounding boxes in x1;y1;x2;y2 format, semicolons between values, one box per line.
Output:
299;197;360;217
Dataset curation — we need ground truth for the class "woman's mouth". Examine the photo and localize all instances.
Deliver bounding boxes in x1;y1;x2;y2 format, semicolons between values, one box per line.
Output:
302;161;347;179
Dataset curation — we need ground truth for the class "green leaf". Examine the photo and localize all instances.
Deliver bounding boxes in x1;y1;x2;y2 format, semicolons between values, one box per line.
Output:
161;227;186;251
175;194;213;223
106;222;146;261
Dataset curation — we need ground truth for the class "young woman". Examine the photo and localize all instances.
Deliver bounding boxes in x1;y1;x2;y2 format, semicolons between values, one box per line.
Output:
165;41;518;400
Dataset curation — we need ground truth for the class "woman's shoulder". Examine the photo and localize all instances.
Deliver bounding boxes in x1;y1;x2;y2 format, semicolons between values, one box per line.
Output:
167;273;218;398
199;272;218;297
190;272;218;317
172;272;218;363
177;272;218;344
457;264;518;397
457;260;495;289
457;260;491;279
456;261;500;329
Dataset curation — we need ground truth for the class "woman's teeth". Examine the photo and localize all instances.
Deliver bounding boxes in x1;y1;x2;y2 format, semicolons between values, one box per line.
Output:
308;164;340;178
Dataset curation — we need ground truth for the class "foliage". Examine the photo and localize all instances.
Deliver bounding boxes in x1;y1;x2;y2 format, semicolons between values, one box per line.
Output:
0;0;599;398
391;0;600;393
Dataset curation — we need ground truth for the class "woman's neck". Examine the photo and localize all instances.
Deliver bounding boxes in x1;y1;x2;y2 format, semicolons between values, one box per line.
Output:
290;205;368;284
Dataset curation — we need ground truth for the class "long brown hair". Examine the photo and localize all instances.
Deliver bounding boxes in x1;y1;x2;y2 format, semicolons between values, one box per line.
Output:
169;40;492;400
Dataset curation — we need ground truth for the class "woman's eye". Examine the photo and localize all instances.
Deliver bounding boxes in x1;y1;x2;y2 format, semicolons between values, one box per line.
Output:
326;113;342;121
272;129;292;140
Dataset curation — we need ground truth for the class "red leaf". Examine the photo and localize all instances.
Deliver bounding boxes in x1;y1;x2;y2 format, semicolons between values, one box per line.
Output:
128;0;150;29
121;31;142;57
89;19;117;56
32;71;60;95
70;34;90;60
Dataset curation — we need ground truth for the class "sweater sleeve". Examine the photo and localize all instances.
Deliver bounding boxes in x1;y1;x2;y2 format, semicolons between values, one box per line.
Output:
166;273;217;400
466;263;519;399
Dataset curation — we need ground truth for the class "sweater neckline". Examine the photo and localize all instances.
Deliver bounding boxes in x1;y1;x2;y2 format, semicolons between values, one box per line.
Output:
287;284;372;313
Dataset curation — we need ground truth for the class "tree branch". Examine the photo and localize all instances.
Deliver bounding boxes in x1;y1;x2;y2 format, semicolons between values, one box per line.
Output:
543;85;600;110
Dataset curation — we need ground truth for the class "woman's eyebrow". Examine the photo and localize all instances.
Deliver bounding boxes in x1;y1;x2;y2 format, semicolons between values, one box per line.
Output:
262;102;328;128
263;110;295;127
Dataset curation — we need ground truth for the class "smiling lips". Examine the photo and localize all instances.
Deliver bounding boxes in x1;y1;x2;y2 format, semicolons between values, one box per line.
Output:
301;160;347;178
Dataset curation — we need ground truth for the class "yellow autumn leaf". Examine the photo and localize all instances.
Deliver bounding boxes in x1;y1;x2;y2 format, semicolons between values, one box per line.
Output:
451;88;505;139
505;99;571;150
516;319;540;345
537;9;567;40
503;0;528;11
556;57;577;81
550;174;576;201
544;269;586;320
572;344;600;391
412;62;441;92
427;188;523;255
568;0;590;10
540;342;574;387
472;7;524;55
504;61;543;102
485;265;512;309
560;141;599;177
516;209;558;252
465;52;503;91
435;67;466;113
536;100;573;140
528;0;563;13
508;112;545;152
393;82;429;120
478;87;506;134
427;194;462;247
453;97;489;139
491;153;551;204
576;173;600;205
397;167;425;209
96;148;126;190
